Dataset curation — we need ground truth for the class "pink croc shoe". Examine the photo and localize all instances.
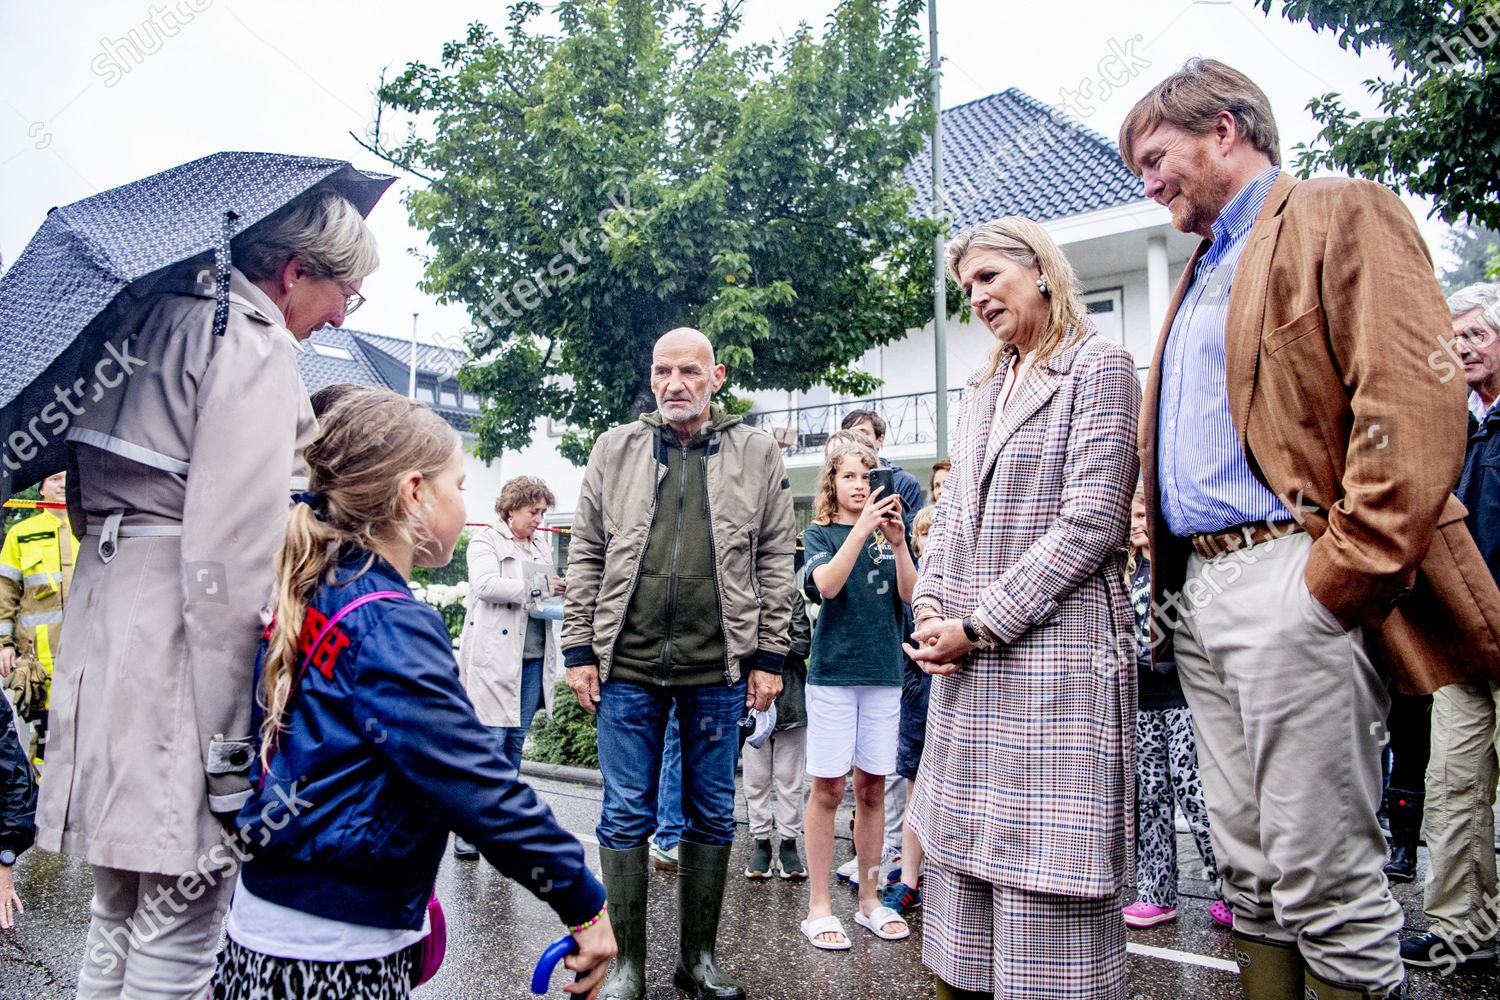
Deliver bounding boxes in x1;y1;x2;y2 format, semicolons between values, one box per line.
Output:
1208;900;1234;928
1122;901;1178;928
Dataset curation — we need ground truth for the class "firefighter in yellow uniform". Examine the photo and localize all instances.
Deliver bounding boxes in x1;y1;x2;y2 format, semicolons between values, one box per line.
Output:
0;472;76;765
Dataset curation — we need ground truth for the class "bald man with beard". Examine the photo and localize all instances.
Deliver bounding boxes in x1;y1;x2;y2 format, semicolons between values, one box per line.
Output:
562;328;796;1000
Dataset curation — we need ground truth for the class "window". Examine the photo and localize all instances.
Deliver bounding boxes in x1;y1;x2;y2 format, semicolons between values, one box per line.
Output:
1083;287;1124;344
439;386;459;407
417;382;436;404
461;392;481;411
309;343;354;361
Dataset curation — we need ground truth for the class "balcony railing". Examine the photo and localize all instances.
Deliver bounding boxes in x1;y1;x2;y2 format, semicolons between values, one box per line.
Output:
744;388;965;456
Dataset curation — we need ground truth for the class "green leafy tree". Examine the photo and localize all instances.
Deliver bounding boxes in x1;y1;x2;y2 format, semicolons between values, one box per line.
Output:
364;0;936;464
1440;223;1500;292
1256;1;1500;228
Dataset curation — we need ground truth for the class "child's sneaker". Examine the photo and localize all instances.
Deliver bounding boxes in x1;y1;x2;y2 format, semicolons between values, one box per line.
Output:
1122;901;1178;928
1208;900;1234;928
777;839;808;880
881;881;922;914
837;848;901;887
649;835;678;872
744;839;774;879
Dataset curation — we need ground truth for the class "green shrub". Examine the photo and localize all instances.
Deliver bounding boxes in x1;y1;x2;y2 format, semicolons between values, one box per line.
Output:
411;530;470;589
526;679;598;768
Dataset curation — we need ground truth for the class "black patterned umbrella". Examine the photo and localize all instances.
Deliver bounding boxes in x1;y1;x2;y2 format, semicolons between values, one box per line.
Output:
0;152;395;497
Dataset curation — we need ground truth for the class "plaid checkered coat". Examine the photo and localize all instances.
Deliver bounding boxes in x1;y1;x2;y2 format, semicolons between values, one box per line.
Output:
909;325;1141;899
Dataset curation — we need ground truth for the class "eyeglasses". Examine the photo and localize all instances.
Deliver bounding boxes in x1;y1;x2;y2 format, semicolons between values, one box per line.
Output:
339;283;366;317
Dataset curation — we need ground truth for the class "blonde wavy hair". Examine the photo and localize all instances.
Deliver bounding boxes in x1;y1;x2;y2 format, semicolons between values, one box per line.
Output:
946;216;1088;384
258;386;459;767
812;439;879;526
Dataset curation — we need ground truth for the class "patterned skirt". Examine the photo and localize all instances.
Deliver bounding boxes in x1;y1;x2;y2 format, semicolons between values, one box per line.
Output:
213;937;414;1000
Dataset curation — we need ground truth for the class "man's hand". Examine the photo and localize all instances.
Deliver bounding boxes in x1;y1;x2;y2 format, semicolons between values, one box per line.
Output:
746;669;782;712
902;617;974;676
0;647;14;679
566;664;602;715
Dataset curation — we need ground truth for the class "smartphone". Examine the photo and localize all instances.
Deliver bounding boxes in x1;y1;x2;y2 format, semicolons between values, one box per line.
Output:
867;468;898;516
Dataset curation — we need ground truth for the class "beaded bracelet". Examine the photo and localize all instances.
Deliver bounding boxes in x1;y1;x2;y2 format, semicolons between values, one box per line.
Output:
570;901;608;934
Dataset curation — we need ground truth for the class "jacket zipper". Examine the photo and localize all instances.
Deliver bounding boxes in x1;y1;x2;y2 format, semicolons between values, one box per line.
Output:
603;455;665;677
660;443;689;684
701;442;734;685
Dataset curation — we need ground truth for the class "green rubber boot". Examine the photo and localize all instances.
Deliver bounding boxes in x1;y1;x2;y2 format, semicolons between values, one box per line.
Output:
934;980;994;1000
597;845;648;1000
1232;929;1304;1000
673;839;747;1000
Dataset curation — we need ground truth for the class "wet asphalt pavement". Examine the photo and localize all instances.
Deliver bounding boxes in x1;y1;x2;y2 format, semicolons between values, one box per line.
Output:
4;770;1498;999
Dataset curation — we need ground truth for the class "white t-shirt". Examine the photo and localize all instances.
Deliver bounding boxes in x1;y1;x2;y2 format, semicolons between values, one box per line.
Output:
226;882;429;962
985;350;1036;466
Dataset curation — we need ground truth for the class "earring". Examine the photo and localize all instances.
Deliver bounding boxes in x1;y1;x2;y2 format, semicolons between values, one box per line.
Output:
1036;274;1050;296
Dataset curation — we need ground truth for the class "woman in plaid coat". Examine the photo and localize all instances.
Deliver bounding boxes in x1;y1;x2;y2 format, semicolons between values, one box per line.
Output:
906;217;1141;999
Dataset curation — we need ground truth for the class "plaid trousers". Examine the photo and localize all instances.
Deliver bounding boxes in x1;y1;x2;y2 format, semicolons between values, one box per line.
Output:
922;863;1126;998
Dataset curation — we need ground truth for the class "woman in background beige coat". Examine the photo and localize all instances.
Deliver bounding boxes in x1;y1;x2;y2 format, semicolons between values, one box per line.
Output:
36;188;379;1000
456;477;563;785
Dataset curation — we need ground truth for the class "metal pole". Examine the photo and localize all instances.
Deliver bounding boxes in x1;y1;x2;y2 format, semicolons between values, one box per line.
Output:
929;0;948;461
408;312;419;399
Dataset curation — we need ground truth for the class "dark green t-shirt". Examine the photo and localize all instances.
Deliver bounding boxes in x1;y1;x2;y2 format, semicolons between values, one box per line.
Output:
802;522;903;687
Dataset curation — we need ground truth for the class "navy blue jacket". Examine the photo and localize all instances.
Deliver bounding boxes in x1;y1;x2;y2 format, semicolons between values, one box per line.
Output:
1458;407;1500;584
0;703;36;857
236;548;605;931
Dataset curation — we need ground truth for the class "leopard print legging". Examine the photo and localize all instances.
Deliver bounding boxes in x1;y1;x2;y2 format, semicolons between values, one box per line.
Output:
1135;707;1221;909
213;937;414;999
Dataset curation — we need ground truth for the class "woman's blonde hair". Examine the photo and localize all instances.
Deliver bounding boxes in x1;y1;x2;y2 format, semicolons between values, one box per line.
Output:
1126;480;1147;576
812;439;879;525
259;386;459;767
496;476;557;520
912;504;936;555
234;186;380;286
946;216;1088;384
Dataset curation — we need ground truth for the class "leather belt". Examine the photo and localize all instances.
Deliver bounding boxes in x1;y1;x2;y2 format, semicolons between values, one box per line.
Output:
1189;520;1303;560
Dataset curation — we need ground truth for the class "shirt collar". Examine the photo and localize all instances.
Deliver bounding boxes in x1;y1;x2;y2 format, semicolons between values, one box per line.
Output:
1210;166;1282;246
229;267;303;352
1470;390;1496;423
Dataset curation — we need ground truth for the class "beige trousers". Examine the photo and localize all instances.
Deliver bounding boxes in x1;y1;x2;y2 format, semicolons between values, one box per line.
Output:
1422;679;1500;939
742;726;807;841
77;864;235;1000
1171;531;1403;992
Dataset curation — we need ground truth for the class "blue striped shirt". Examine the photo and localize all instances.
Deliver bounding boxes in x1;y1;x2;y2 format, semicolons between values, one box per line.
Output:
1158;166;1291;537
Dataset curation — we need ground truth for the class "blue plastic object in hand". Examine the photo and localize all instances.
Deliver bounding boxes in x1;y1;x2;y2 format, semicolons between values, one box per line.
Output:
531;934;579;994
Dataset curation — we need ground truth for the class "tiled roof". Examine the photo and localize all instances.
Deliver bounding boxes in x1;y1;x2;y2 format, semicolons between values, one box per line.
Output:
905;88;1144;230
297;326;475;432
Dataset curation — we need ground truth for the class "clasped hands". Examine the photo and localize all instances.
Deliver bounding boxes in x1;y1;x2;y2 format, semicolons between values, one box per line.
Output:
902;615;976;676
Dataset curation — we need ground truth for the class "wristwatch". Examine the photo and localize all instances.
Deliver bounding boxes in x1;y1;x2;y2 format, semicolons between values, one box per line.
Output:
961;614;999;651
0;849;16;867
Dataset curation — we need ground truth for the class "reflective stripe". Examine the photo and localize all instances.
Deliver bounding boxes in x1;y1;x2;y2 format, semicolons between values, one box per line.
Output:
66;428;190;475
19;610;63;627
22;571;61;588
0;564;19;582
0;622;12;636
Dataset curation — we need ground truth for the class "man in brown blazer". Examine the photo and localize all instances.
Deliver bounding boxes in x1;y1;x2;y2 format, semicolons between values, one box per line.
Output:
1122;59;1500;1000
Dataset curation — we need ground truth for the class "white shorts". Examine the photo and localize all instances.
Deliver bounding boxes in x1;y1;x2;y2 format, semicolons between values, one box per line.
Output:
804;684;901;779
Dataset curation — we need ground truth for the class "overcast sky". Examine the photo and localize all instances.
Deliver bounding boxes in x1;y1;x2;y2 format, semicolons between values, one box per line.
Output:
0;0;1434;345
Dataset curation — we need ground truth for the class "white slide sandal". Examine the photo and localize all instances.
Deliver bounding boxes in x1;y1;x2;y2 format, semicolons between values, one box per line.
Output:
800;914;852;950
855;905;910;941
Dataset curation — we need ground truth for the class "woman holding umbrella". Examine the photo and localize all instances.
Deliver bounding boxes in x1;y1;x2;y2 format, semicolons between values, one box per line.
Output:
35;183;381;999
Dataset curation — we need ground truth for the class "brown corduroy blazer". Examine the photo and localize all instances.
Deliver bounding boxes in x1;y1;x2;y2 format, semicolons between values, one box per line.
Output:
1139;170;1500;694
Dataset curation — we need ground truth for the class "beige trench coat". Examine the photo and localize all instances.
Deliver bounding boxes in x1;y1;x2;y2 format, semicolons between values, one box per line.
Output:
37;266;317;876
457;522;559;727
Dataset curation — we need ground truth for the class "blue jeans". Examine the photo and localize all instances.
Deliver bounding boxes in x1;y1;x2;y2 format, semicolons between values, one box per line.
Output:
496;656;545;771
596;678;746;849
655;715;684;850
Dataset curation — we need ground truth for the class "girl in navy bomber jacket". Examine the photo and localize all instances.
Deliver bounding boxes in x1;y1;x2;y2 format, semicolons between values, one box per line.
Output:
213;388;614;1000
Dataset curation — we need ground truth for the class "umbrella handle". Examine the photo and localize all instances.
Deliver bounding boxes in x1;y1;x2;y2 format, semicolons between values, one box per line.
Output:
531;934;579;994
